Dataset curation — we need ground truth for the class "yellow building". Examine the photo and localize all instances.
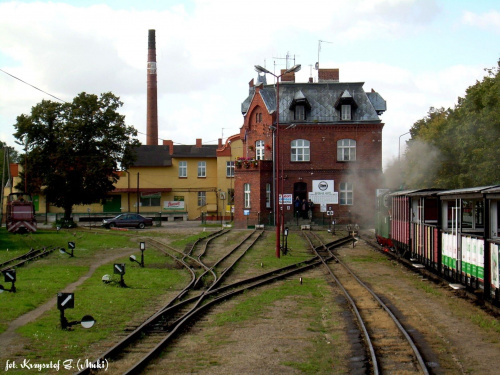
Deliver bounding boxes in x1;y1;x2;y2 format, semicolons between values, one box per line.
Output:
1;137;243;224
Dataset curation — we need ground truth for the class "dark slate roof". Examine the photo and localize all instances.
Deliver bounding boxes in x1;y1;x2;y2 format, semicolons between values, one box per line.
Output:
132;145;173;167
172;145;218;158
131;144;218;167
242;80;386;123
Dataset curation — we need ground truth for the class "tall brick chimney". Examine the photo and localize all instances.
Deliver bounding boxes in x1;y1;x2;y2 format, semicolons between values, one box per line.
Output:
146;29;158;145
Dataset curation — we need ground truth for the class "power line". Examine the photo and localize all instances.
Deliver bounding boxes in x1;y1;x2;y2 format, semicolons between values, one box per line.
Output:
0;68;67;103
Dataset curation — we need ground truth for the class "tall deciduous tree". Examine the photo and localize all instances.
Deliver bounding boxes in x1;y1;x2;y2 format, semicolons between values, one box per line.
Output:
401;60;500;189
13;92;140;221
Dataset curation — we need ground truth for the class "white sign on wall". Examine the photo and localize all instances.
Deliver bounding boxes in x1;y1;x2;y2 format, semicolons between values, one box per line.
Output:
279;194;293;205
313;180;334;193
164;201;185;210
310;180;337;211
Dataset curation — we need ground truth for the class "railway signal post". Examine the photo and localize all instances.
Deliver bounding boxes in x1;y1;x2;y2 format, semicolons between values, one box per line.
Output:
57;292;95;330
0;269;17;293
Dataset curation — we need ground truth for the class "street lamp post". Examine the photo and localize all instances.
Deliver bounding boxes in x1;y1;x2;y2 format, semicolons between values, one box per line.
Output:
254;64;301;258
399;132;410;161
14;137;28;193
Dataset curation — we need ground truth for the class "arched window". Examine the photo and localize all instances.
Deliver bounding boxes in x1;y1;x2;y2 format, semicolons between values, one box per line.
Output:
255;140;265;160
337;139;356;161
291;139;310;162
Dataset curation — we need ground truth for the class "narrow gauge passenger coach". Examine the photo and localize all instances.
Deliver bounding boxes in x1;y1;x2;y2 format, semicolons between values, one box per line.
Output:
376;186;500;304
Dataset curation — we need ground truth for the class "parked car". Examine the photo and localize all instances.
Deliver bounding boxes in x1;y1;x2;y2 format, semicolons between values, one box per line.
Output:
102;213;153;229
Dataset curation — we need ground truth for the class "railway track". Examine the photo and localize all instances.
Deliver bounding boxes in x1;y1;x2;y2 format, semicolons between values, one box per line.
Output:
76;229;285;374
77;228;361;374
304;231;429;374
0;246;56;272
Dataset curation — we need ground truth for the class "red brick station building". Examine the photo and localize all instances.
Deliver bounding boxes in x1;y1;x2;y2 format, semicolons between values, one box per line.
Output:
232;68;386;228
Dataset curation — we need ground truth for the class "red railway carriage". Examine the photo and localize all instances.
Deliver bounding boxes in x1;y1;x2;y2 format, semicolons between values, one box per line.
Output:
378;186;500;305
6;193;37;233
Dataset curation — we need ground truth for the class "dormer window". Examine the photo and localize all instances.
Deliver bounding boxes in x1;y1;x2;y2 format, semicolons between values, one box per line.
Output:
341;105;351;120
335;90;357;121
295;105;305;120
289;90;311;121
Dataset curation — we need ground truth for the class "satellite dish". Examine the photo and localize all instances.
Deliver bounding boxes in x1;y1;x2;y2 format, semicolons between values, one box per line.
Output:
81;315;95;329
129;255;136;262
102;274;111;283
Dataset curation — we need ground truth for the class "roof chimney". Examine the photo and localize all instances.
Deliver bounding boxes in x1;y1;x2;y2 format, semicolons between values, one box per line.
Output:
318;68;339;82
280;69;296;82
162;139;174;155
146;29;158;145
196;138;202;148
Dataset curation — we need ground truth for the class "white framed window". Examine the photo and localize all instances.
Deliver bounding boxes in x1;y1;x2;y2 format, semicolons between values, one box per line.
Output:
198;191;206;206
179;161;187;177
198;161;206;177
291;139;310;162
266;183;271;208
255;140;265;160
295;105;305;120
341;104;352;120
340;182;353;205
337;139;356;161
244;183;251;208
226;161;234;177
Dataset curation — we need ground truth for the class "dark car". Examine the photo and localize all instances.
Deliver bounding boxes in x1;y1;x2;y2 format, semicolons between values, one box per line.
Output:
102;213;153;229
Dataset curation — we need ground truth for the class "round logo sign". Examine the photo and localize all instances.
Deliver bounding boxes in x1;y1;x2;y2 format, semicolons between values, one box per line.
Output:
318;181;328;191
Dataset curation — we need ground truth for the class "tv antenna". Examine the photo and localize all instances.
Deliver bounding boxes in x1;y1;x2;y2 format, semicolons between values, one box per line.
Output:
272;52;296;73
316;40;333;70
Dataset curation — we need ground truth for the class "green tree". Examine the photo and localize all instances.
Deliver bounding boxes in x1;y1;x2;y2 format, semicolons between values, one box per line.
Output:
13;92;140;222
402;60;500;189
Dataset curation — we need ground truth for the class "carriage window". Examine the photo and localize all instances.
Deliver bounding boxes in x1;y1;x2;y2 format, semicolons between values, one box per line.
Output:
462;200;484;230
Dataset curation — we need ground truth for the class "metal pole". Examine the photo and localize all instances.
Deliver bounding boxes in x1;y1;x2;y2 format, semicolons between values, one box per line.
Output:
1;148;6;227
399;132;410;161
275;78;281;258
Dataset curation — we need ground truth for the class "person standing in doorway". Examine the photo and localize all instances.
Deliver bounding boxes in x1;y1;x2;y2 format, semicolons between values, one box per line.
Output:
307;199;314;221
294;196;301;218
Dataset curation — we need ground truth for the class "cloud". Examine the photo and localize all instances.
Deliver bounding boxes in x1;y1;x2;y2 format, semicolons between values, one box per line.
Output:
462;10;500;33
0;0;497;164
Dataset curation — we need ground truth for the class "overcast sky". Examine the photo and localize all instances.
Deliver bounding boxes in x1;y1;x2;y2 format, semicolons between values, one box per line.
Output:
1;0;499;168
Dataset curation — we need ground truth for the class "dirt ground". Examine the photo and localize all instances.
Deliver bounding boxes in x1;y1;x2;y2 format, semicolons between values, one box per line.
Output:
1;227;499;374
142;232;500;375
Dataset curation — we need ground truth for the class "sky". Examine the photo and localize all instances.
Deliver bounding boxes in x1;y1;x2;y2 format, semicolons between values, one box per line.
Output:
1;0;499;168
